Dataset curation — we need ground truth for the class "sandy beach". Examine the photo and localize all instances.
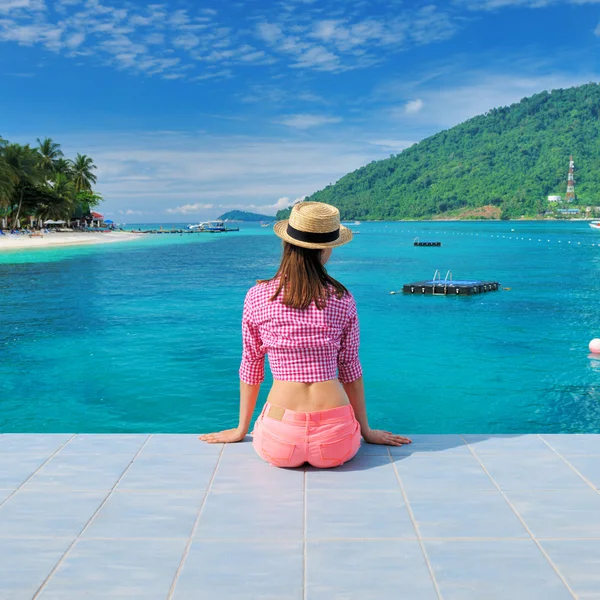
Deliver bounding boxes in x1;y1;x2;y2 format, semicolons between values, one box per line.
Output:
0;231;141;251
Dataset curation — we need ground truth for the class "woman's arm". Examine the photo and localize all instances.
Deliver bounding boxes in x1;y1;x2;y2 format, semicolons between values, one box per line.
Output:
199;381;260;444
200;289;265;445
342;377;411;446
339;296;411;447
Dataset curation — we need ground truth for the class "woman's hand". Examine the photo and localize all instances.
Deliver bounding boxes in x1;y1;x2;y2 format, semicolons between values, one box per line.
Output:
199;428;246;444
362;428;412;446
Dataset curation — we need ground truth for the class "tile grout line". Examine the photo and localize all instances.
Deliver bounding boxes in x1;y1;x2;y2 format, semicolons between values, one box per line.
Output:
166;443;226;600
303;468;307;600
388;448;443;600
0;434;77;511
539;436;600;498
461;434;577;599
30;434;153;600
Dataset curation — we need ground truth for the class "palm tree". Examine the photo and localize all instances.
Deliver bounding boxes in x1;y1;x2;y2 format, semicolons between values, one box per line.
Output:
51;173;76;218
53;157;73;177
35;176;75;222
2;143;43;227
36;137;64;181
69;153;97;193
0;138;15;225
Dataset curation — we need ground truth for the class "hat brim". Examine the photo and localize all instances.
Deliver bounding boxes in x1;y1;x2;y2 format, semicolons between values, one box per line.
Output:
273;220;353;249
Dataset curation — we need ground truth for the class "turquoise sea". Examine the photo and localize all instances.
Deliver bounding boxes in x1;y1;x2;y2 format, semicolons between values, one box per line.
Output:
1;221;599;434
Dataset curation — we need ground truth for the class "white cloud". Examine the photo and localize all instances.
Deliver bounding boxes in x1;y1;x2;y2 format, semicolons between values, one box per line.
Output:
256;22;283;43
368;139;416;152
0;0;46;13
460;0;600;9
276;113;342;129
65;31;84;48
272;195;305;210
404;99;424;114
292;45;340;71
0;0;460;79
166;203;214;214
173;32;200;50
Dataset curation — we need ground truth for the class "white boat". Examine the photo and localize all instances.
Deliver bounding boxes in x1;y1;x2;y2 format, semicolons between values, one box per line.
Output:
187;220;239;232
260;221;272;227
188;220;226;232
589;220;600;231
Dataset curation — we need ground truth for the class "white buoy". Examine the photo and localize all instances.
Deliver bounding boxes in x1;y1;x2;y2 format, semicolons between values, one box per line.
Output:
589;339;600;354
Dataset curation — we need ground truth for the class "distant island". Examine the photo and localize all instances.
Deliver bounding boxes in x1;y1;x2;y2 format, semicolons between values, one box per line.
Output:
277;83;600;221
217;210;274;222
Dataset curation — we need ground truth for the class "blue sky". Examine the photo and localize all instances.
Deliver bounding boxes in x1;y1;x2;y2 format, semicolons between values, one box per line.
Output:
1;0;599;221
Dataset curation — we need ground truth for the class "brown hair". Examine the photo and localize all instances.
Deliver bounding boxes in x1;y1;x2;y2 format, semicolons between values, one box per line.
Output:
258;242;348;310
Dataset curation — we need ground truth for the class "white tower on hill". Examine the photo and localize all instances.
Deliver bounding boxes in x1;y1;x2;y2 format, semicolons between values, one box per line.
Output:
565;155;575;203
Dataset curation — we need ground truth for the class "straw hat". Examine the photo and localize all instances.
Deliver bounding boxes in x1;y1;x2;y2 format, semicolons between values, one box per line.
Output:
273;202;352;249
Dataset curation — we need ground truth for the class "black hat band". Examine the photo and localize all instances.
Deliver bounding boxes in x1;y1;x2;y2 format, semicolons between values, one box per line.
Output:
286;224;340;243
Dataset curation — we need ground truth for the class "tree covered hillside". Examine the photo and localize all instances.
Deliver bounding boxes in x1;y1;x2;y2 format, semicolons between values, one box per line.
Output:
277;83;600;220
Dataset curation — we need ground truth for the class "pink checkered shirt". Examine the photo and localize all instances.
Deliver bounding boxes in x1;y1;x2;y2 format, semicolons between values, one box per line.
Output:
239;278;363;385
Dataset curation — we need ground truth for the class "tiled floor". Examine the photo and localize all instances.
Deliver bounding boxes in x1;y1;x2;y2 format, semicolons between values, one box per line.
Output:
1;433;600;599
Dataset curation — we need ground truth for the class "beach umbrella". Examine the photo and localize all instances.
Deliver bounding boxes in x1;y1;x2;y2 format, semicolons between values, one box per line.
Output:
55;220;66;224
44;220;57;225
104;219;113;224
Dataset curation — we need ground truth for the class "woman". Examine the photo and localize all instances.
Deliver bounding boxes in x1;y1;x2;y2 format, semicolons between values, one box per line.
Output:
200;202;411;467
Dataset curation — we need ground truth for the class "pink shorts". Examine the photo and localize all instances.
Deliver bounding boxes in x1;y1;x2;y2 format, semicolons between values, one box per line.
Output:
252;403;361;469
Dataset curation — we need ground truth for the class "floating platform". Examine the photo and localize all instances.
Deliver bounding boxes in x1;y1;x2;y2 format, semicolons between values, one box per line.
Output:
403;279;500;295
396;270;500;296
413;237;441;247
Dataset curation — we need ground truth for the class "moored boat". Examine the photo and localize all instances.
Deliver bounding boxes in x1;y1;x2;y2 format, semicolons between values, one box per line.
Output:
187;220;239;233
589;220;600;231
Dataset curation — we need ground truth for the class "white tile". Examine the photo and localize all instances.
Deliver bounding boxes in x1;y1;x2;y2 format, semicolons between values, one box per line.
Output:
0;490;106;538
0;454;52;489
506;490;600;539
0;538;72;600
307;490;416;539
24;453;134;491
394;455;496;493
425;540;572;599
541;540;600;598
195;489;303;540
212;454;305;493
83;491;204;539
541;435;600;457
116;454;219;492
478;453;590;491
38;538;187;600
409;490;528;539
306;540;437;600
59;434;149;455
141;435;223;455
0;434;73;455
173;540;303;600
307;455;399;491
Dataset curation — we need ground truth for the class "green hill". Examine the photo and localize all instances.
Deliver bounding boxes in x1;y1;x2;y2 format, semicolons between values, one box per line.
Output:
217;210;274;221
276;83;600;221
